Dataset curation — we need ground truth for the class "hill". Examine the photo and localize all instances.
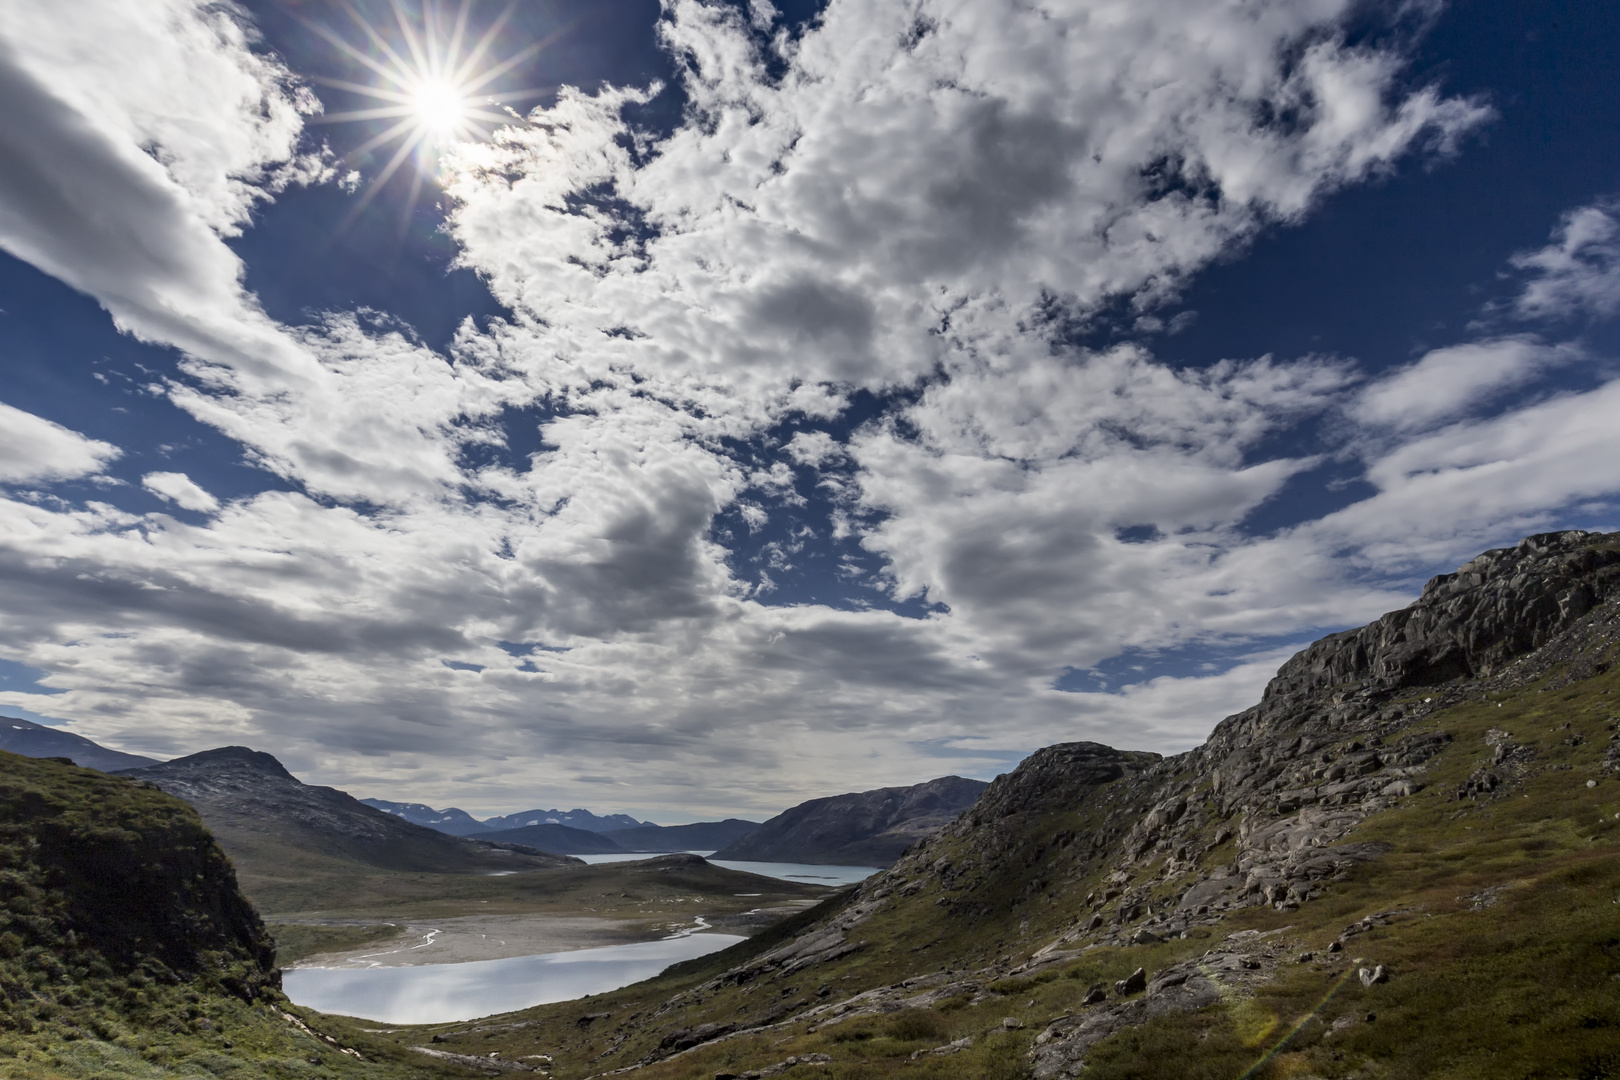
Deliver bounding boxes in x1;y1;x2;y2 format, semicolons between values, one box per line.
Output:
0;751;462;1078
465;819;631;854
0;714;158;772
597;818;761;852
711;775;989;866
428;529;1620;1080
474;818;763;855
116;747;577;914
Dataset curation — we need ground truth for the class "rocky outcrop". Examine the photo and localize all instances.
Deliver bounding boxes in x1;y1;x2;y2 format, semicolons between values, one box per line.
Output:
0;750;277;1001
712;776;989;866
1263;531;1620;700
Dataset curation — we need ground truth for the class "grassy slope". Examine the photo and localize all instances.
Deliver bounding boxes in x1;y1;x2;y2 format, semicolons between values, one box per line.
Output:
0;752;482;1080
398;654;1620;1080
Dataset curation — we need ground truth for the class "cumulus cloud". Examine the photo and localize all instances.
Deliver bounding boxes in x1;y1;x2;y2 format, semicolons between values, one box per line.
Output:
0;403;120;484
1509;200;1620;322
142;472;220;514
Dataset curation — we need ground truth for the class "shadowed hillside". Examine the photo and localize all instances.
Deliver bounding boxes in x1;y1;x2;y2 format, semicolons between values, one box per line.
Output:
712;775;989;866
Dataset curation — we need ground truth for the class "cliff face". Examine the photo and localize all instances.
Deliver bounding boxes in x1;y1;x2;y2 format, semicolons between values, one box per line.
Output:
712;775;990;866
0;751;277;1013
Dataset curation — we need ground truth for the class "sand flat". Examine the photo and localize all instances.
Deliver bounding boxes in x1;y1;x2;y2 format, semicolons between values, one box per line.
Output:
286;913;660;968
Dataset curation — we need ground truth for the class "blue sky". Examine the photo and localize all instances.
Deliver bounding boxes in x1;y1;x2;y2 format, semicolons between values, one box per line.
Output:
0;0;1617;820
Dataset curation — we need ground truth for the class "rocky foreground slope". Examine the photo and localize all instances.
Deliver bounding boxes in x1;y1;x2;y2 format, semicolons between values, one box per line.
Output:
428;530;1620;1080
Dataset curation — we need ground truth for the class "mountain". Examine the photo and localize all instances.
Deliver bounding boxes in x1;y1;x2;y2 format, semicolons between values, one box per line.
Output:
0;714;159;772
358;798;655;836
711;775;990;866
465;820;630;855
446;529;1620;1080
481;806;653;832
116;746;578;913
358;797;493;835
598;818;761;852
478;817;763;855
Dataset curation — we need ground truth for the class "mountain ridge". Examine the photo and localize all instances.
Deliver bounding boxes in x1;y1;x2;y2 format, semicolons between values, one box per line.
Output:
712;775;990;866
359;797;655;836
0;714;159;772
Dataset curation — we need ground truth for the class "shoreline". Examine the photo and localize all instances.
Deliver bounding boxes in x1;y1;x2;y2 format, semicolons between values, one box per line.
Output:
278;901;817;968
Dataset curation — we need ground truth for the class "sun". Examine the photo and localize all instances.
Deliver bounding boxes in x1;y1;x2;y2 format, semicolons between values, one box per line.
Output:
410;79;469;133
301;0;559;220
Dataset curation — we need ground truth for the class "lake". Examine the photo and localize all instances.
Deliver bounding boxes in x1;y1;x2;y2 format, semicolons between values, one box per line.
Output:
282;931;745;1024
576;852;881;888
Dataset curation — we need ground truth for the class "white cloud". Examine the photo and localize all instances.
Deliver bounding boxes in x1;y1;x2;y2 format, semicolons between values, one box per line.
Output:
0;403;120;484
783;431;843;468
6;0;1614;820
1509;200;1620;322
142;471;220;514
1352;336;1582;432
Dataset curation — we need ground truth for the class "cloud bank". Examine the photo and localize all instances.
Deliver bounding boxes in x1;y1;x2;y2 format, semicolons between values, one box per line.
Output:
0;0;1615;817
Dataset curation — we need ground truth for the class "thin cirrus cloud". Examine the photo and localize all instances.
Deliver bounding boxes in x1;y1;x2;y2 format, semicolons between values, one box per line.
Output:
1350;337;1584;433
0;0;1614;816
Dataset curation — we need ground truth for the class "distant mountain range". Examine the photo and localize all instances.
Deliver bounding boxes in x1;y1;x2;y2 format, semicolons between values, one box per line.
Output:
712;775;989;866
360;797;652;836
0;715;158;772
0;714;984;869
360;796;761;854
475;817;764;855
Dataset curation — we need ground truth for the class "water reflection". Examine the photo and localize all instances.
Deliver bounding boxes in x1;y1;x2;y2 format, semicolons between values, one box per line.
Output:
283;932;744;1024
573;852;880;887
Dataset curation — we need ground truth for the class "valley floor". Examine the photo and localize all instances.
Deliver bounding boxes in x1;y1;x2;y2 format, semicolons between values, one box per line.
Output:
277;903;822;968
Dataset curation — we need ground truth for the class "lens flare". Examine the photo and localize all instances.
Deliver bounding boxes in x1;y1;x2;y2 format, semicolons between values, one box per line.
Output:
301;0;563;223
411;80;467;133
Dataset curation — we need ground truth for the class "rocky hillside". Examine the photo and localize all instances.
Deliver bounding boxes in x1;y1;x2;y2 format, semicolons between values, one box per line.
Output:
0;715;158;772
712;775;989;866
117;747;577;913
443;530;1620;1080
